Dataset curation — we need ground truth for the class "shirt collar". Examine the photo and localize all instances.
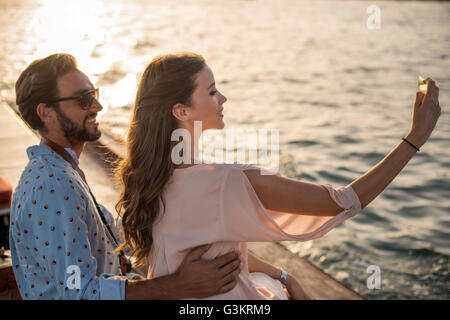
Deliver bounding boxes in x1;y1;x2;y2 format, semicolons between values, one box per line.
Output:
26;145;79;165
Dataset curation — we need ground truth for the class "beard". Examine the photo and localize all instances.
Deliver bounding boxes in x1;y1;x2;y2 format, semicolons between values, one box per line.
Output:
54;107;101;145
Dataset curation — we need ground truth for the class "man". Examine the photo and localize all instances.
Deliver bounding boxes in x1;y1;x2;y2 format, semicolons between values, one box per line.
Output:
10;53;241;300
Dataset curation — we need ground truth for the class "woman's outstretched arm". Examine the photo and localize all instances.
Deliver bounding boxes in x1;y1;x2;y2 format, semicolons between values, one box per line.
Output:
244;171;344;216
245;78;441;216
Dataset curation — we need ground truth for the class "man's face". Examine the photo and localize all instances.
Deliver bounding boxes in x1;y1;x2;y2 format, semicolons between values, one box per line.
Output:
53;71;102;144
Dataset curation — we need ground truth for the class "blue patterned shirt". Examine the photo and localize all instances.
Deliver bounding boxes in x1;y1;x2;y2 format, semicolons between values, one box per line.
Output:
9;145;126;300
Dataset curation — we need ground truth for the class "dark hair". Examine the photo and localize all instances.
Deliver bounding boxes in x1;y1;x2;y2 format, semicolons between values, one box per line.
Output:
115;52;206;266
15;53;78;131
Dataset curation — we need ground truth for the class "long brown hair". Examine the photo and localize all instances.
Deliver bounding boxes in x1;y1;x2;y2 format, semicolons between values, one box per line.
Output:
115;52;206;266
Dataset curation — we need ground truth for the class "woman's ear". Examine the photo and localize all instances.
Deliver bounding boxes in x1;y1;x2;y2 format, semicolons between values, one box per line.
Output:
172;103;191;122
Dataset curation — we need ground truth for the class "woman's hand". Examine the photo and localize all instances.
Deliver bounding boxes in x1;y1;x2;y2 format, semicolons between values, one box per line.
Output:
408;77;441;148
284;274;311;300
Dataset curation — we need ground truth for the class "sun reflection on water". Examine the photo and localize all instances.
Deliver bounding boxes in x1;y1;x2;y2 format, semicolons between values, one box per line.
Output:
24;0;134;116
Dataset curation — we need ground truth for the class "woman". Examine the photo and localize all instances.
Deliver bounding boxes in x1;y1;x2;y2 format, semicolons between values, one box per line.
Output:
115;52;440;299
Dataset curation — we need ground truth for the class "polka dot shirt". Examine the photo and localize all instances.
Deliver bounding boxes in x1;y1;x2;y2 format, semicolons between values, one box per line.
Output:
9;145;126;300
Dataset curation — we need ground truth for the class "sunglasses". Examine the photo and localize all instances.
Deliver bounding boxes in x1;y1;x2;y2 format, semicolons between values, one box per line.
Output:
46;88;99;110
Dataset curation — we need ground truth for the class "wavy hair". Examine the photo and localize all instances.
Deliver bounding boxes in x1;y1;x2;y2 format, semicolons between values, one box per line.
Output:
115;52;206;266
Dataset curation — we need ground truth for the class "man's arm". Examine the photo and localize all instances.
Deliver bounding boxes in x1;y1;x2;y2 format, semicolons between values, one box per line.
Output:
101;202;242;299
125;245;241;299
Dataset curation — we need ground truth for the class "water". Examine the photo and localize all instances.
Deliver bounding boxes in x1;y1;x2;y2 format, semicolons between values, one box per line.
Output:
1;0;449;299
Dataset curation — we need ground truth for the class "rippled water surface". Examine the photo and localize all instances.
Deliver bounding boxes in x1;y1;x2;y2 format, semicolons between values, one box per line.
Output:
1;0;449;299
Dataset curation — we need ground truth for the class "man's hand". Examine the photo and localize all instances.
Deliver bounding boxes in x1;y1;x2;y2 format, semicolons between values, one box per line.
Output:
174;244;241;299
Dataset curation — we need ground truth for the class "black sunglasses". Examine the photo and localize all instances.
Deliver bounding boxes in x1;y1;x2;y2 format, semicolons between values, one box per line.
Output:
46;88;99;110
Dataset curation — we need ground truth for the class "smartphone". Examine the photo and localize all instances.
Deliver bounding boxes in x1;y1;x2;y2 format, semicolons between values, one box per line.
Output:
418;76;427;94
